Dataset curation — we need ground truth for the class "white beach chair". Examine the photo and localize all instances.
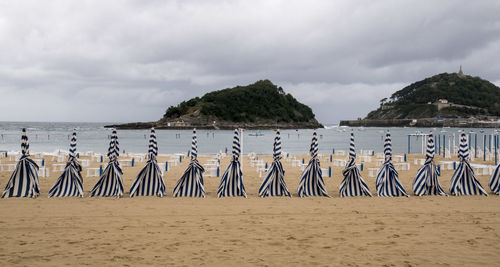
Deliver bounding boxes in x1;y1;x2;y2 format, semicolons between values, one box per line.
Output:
204;167;218;177
38;167;50;177
86;167;101;177
0;164;17;172
394;163;410;171
118;159;133;167
439;161;456;170
52;164;66;172
359;155;372;163
332;159;347;167
393;155;405;163
335;150;346;156
80;159;90;167
413;158;425;165
368;168;378;178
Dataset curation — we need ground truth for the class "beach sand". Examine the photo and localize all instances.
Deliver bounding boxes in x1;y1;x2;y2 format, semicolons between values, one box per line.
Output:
0;153;499;266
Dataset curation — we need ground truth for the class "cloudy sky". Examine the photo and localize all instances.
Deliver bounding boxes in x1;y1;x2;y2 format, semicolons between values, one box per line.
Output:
1;0;499;124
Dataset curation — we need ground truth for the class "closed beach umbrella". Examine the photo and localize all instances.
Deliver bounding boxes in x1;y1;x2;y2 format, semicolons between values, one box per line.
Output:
489;163;500;195
130;128;166;197
48;130;84;197
217;129;247;198
173;129;206;197
339;131;372;197
2;128;40;198
376;130;408;197
259;129;291;197
297;131;329;197
90;129;124;197
450;133;487;196
412;133;446;196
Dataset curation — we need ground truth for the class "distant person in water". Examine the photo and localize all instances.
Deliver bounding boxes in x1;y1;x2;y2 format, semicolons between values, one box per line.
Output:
225;147;228;154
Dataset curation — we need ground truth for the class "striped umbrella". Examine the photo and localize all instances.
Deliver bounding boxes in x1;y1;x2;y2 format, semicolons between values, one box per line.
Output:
48;130;84;197
173;129;206;197
339;131;372;197
90;129;124;197
130;128;166;197
412;133;446;196
2;128;40;198
375;130;408;197
259;129;291;197
297;131;329;197
489;163;500;195
450;133;487;196
217;129;247;198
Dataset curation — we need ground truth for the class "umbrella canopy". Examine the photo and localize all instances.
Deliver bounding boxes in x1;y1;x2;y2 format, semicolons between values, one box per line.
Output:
489;163;500;195
450;133;487;196
2;128;40;198
297;131;329;197
217;129;247;197
173;129;206;197
48;130;84;197
339;131;372;197
259;130;291;197
90;129;124;197
412;133;446;196
130;128;166;197
376;130;408;197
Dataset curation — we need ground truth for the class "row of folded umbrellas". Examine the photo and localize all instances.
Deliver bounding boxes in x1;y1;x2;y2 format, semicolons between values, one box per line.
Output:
2;128;500;198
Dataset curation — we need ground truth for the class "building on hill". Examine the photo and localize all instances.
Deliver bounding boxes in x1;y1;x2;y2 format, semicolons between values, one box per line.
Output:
458;65;464;77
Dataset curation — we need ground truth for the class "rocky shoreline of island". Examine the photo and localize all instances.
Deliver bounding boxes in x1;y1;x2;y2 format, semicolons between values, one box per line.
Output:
105;120;323;130
340;118;500;128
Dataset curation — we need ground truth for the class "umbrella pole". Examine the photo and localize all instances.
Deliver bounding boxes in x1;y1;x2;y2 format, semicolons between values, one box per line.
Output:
240;128;244;171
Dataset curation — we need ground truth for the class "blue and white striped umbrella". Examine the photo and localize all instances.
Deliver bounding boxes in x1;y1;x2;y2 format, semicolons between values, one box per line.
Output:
90;129;124;197
259;130;291;197
217;129;247;198
489;163;500;195
48;130;84;197
375;130;408;197
339;131;372;197
2;128;40;198
130;128;166;197
450;133;487;196
173;129;206;197
412;133;446;196
297;131;329;197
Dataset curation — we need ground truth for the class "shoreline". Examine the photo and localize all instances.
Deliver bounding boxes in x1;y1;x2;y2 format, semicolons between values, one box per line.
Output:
340;118;500;128
104;120;324;130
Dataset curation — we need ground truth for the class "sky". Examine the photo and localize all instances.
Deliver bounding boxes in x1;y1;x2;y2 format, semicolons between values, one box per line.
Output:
0;0;499;124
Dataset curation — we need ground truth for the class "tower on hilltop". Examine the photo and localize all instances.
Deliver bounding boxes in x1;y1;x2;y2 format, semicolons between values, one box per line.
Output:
458;65;464;77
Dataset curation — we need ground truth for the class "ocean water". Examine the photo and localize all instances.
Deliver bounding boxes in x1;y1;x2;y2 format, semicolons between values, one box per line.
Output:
0;121;498;155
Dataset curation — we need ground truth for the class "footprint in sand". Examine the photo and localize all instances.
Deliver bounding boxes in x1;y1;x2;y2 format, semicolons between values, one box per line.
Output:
467;239;478;246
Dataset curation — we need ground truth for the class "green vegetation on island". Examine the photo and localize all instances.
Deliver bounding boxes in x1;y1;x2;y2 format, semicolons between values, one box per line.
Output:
366;71;500;120
164;80;317;123
109;80;322;129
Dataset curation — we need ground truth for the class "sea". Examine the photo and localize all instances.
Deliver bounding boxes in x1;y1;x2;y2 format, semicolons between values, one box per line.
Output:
0;121;498;155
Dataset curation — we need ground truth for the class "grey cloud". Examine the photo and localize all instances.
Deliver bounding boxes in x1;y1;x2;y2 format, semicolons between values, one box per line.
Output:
0;0;499;123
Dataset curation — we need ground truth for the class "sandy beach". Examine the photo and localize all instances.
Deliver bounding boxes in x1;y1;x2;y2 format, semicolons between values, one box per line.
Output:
1;153;499;266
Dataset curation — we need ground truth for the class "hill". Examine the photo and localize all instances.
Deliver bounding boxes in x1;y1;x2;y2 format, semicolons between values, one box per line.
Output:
110;80;322;129
366;71;500;120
